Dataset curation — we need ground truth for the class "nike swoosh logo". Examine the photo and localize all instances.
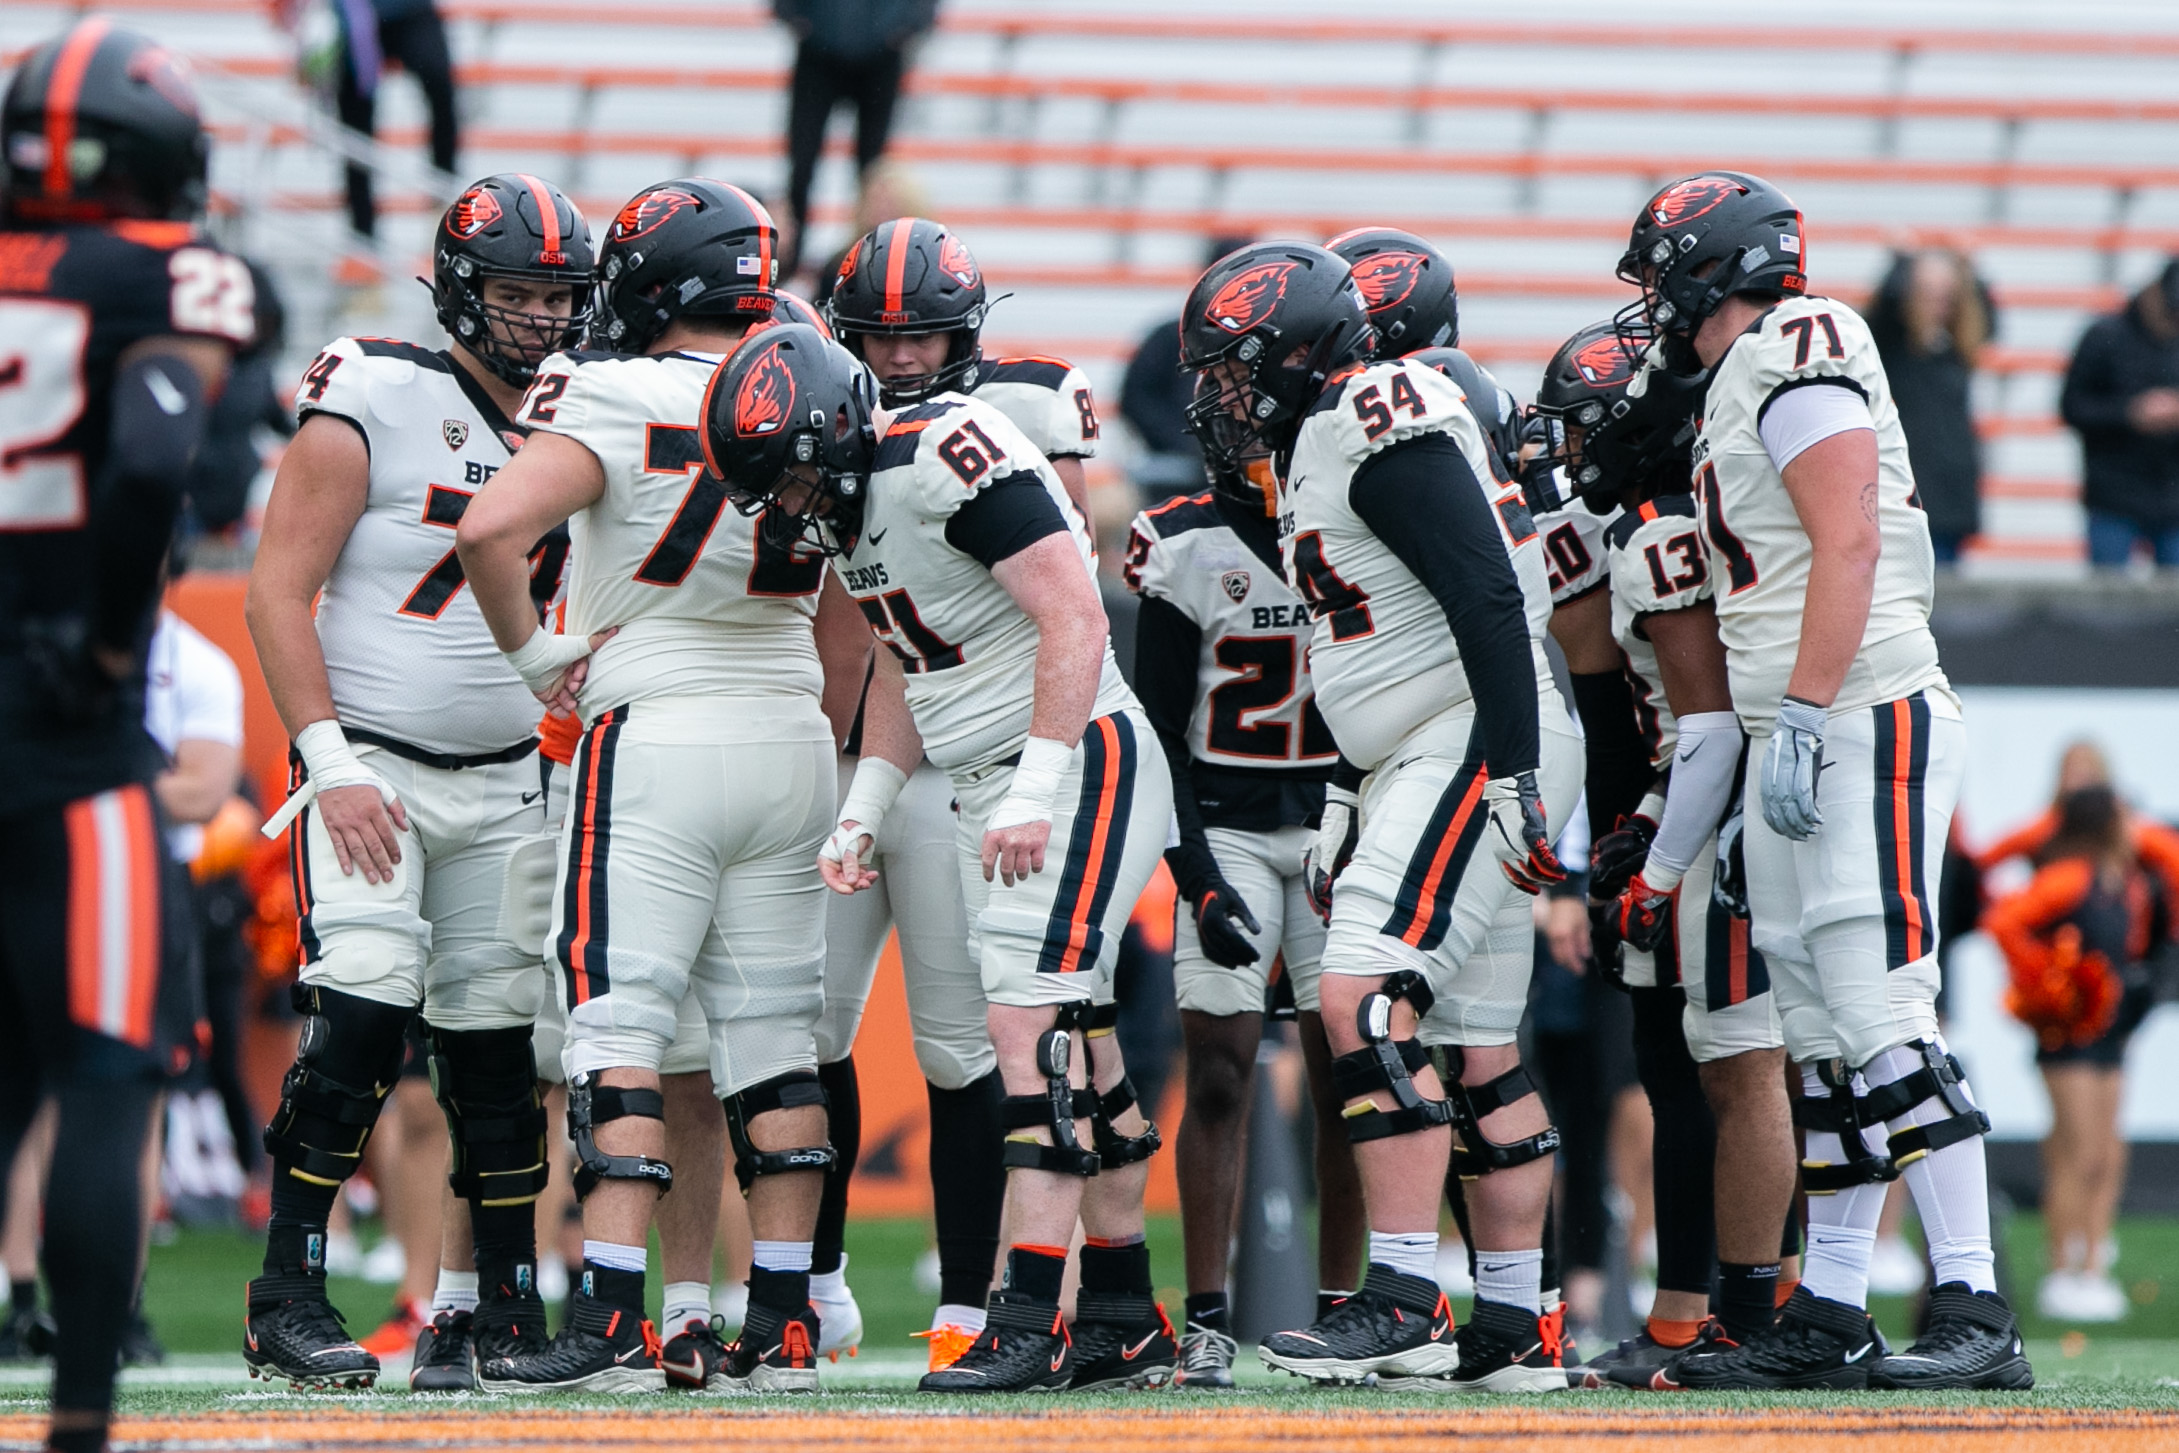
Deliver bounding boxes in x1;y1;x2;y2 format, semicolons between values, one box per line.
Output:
1050;1350;1067;1371
246;1330;259;1352
1677;739;1703;763
614;1346;647;1364
1846;1342;1872;1361
522;790;544;805
868;528;888;544
660;1356;704;1380
1120;1332;1158;1361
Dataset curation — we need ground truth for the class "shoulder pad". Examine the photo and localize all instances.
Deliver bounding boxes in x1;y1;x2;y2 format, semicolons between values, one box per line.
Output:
1135;491;1222;541
1303;366;1364;421
1604;493;1699;551
979;356;1073;389
1608;497;1714;615
1731;296;1880;413
352;338;453;371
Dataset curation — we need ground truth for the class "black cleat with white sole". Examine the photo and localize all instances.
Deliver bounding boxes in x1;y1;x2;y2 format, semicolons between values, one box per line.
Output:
1258;1263;1457;1385
1871;1284;2033;1390
1069;1292;1178;1391
473;1288;549;1368
479;1292;663;1392
918;1291;1074;1393
243;1274;378;1391
1670;1288;1886;1390
1384;1297;1570;1392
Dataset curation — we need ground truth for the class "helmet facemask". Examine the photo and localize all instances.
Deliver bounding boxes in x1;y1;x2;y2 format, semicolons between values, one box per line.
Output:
439;263;591;387
837;313;986;406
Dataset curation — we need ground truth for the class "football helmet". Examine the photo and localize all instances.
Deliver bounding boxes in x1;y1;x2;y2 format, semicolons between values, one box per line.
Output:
764;286;832;337
594;179;776;354
1183;374;1278;515
430;173;595;387
1326;227;1458;356
1531;321;1707;505
1618;171;1805;342
1406;345;1520;484
700;322;878;554
1177;242;1371;464
1;20;208;223
825;217;989;404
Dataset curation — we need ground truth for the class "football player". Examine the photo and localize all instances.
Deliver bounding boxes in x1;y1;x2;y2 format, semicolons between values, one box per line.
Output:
1532;322;1802;1387
1181;244;1580;1391
0;24;248;1450
817;220;1105;1366
1121;385;1358;1387
458;180;863;1393
702;325;1179;1394
241;173;587;1391
1619;173;2027;1391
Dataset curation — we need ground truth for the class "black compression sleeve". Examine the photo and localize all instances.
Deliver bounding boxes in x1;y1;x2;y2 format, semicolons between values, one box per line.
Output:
1330;754;1366;794
94;353;208;652
1133;594;1217;900
1567;668;1657;841
943;471;1069;567
1348;433;1540;777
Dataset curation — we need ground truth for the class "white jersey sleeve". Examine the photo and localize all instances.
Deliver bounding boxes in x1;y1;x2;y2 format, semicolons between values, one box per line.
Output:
968;356;1100;459
1533;503;1614;605
1695;297;1946;733
1604;494;1714;764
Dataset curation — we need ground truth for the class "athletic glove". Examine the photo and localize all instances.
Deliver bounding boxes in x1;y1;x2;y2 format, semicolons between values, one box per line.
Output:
1588;902;1629;992
1303;782;1360;921
1192;878;1264;969
1486;771;1567;895
1587;812;1658;902
1614;873;1676;953
1759;696;1827;841
1711;799;1751;918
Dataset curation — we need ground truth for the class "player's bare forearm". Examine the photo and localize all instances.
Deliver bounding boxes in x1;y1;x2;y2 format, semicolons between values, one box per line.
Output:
246;414;367;736
155;738;242;825
855;649;925;778
456;430;606;650
1050;455;1093;524
815;572;876;751
1547;587;1619;674
1779;429;1881;708
992;535;1108;749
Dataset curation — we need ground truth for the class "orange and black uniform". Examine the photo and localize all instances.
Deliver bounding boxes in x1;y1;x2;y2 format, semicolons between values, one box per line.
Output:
1984;851;2168;1067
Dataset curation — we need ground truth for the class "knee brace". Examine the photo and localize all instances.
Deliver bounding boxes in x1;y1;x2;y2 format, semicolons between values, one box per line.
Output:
566;1072;673;1200
724;1069;836;1193
262;985;413;1185
1329;970;1454;1145
1077;1002;1161;1168
1000;1020;1101;1177
1793;1059;1892;1193
1436;1047;1562;1179
425;1024;549;1207
1796;1044;1990;1194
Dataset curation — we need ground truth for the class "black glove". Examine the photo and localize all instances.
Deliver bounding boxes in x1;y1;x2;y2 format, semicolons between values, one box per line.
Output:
1587;902;1629;993
1587;812;1657;903
1192;878;1264;969
1487;771;1567;895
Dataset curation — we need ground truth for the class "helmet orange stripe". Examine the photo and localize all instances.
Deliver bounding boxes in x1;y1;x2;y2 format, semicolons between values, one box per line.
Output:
43;18;112;201
514;172;562;261
724;183;775;290
883;216;915;316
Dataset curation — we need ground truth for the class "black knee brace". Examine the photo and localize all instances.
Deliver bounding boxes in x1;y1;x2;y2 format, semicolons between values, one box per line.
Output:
566;1072;673;1200
724;1069;836;1193
262;986;413;1184
1329;971;1454;1144
1436;1047;1562;1180
1794;1044;1990;1194
1078;1002;1161;1168
425;1024;549;1207
1000;1018;1101;1177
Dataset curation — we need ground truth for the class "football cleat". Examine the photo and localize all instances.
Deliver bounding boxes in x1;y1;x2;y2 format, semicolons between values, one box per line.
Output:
720;1300;822;1392
1068;1295;1178;1391
243;1274;379;1391
0;1301;55;1361
1580;1321;1725;1390
917;1291;1073;1393
811;1258;863;1361
473;1289;550;1368
1175;1320;1239;1389
409;1309;476;1393
913;1321;981;1373
1385;1297;1568;1393
658;1314;731;1391
119;1307;166;1368
1258;1263;1458;1385
1669;1288;1886;1390
478;1293;663;1393
1870;1284;2033;1391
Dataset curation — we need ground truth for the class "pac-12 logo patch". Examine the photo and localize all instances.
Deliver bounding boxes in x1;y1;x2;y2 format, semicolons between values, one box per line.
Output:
442;419;469;450
1207;262;1296;334
1221;569;1250;602
735;344;793;436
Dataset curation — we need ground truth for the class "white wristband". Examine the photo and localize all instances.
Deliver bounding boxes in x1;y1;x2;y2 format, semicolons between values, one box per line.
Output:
988;735;1072;833
503;627;593;695
827;757;909;858
294;719;392;800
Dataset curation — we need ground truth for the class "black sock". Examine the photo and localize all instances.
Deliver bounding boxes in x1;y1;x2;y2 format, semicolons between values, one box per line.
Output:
582;1261;644;1315
46;1076;155;1420
263;1175;342;1278
1079;1240;1151;1296
810;1056;860;1277
749;1265;812;1318
1002;1245;1066;1305
1717;1261;1783;1342
1184;1291;1228;1331
471;1201;538;1301
48;1425;106;1453
927;1071;1005;1309
10;1278;35;1313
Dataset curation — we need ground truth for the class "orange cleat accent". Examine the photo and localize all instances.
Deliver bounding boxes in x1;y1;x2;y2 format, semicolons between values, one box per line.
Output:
914;1322;980;1372
359;1298;428;1358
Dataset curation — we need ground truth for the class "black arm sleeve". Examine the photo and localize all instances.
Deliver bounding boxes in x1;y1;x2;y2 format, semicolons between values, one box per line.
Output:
1134;593;1217;901
1567;668;1657;841
94;353;207;651
1331;754;1366;794
1349;433;1540;778
943;470;1070;567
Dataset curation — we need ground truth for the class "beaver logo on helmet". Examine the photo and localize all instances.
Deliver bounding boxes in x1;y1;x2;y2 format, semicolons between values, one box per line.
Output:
446;188;502;239
1349;252;1424;314
1649;176;1744;230
936;233;979;289
125;46;198;116
1572;334;1639;387
614;188;699;242
735;344;794;436
1208;262;1297;335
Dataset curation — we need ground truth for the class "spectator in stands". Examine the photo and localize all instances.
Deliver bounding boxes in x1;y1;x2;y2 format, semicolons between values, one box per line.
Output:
335;0;461;267
2062;259;2179;568
775;0;940;280
1867;248;1995;564
1119;234;1254;501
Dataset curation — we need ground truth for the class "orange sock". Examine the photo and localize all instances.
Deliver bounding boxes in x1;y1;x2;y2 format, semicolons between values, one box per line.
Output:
1774;1277;1801;1308
1646;1315;1705;1348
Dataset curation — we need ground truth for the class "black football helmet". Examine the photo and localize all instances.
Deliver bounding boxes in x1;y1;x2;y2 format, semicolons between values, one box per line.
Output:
1184;374;1279;516
1;20;208;224
430;173;595;387
1531;321;1708;506
825;218;990;404
594;179;777;354
763;286;832;337
700;322;878;555
1407;346;1520;484
1326;227;1458;356
1618;171;1805;343
1178;242;1372;465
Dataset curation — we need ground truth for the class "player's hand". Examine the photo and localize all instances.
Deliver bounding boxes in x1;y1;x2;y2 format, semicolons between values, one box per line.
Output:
508;628;617;715
1542;893;1591;972
981;820;1051;886
1193;878;1263;968
1588;813;1657;902
315;782;410;884
817;820;879;894
1760;697;1827;841
1486;771;1567;895
1304;783;1360;921
1614;873;1675;952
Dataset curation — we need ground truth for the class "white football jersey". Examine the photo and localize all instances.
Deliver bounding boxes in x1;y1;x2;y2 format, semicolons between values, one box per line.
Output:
1605;494;1716;767
299;337;561;756
522;349;827;728
1694;297;1946;734
830;393;1136;774
966;355;1100;459
1533;501;1615;606
1279;358;1556;771
1123;491;1337;771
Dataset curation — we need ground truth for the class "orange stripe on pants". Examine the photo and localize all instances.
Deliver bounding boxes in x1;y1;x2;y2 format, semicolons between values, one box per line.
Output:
1400;769;1486;948
63;785;159;1048
1890;699;1924;964
1054;717;1122;976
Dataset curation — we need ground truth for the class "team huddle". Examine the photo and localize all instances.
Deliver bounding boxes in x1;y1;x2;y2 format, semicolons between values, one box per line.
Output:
0;19;2031;1428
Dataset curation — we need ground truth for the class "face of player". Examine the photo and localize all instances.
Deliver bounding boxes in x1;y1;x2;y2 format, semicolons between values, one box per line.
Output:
478;276;578;369
859;331;953;385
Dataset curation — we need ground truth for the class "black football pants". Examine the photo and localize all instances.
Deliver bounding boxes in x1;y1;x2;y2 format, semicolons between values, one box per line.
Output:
337;6;462;240
783;39;906;275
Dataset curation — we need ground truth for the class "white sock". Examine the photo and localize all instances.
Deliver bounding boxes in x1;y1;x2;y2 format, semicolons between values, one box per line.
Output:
1799;1068;1886;1308
811;1254;850;1302
582;1239;647;1273
1473;1248;1544;1314
1368;1230;1439;1282
1863;1039;1998;1295
753;1239;815;1274
662;1280;711;1334
431;1270;479;1315
933;1302;986;1333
